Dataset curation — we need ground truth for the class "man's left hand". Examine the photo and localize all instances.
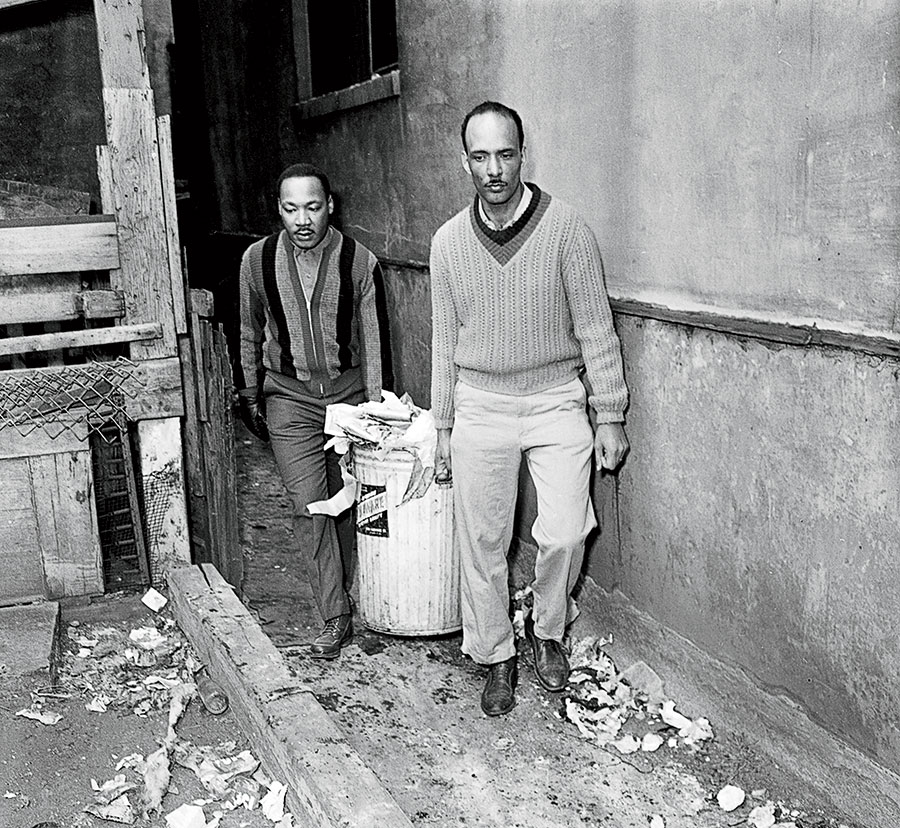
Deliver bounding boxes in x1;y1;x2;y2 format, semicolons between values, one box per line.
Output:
594;422;629;471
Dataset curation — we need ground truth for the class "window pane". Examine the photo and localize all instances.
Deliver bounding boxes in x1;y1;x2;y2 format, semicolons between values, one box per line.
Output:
370;0;398;75
308;0;370;96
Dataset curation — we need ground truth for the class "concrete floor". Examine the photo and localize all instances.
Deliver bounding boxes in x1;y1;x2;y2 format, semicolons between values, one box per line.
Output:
234;421;894;827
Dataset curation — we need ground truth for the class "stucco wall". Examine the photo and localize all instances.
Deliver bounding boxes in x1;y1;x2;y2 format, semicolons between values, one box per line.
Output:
608;317;900;768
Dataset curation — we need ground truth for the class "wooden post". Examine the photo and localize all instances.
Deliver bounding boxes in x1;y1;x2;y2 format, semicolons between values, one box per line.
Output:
94;0;190;577
137;417;191;583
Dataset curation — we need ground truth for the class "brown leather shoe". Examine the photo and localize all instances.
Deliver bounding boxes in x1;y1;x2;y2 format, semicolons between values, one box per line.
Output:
481;656;517;716
524;613;569;692
310;613;352;659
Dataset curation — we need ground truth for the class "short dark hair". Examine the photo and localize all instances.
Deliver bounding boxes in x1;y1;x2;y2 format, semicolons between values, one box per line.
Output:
276;163;331;199
460;101;525;153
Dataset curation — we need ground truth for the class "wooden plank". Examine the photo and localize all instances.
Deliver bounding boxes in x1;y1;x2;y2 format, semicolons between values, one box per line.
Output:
215;327;241;589
137;417;190;584
125;356;184;420
92;0;150;90
0;0;46;11
32;449;104;599
168;565;414;828
0;290;124;326
0;457;45;604
101;88;178;358
0;321;161;357
0;217;119;276
0;420;88;460
0;357;183;423
189;288;215;319
157;115;187;335
78;290;126;319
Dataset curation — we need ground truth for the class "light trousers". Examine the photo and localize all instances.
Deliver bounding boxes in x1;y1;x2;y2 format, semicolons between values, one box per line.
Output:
451;377;597;665
265;374;363;622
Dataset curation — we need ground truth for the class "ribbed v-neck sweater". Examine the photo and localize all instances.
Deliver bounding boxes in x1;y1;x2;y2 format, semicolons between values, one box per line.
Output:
429;185;627;429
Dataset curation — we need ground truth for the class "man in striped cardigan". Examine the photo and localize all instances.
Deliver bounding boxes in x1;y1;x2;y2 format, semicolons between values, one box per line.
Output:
235;163;392;659
431;103;629;715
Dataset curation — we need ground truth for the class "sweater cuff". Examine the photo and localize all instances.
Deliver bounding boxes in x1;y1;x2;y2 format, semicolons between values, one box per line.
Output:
588;398;624;424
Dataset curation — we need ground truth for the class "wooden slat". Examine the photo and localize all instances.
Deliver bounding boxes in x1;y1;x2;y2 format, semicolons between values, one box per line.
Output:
0;421;87;461
0;0;45;10
138;417;191;583
0;290;124;326
78;290;126;319
0;357;184;422
101;88;178;358
168;565;414;827
189;288;215;319
33;449;104;599
157;115;187;335
92;0;150;89
0;321;161;357
0;216;119;276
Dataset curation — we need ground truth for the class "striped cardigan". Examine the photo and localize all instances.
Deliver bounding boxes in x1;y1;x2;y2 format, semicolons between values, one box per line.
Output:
236;228;392;401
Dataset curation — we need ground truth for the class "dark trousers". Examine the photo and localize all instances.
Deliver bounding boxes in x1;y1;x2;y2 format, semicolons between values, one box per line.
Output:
264;374;363;622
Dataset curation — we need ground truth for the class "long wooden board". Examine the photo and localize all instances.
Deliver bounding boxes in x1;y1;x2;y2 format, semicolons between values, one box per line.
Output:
100;89;177;358
0;290;124;326
0;216;119;276
168;565;414;828
0;0;45;10
0;321;161;357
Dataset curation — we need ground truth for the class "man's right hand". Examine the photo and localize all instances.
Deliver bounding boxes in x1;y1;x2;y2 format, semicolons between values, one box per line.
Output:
435;427;452;483
238;395;269;442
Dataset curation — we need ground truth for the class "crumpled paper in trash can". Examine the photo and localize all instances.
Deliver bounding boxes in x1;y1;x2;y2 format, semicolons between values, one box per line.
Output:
307;391;439;516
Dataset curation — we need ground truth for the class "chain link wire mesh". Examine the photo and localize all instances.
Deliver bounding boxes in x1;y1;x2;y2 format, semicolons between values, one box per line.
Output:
0;357;146;441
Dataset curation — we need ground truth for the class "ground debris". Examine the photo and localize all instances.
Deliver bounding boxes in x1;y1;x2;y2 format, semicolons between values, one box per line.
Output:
15;703;62;725
559;635;715;759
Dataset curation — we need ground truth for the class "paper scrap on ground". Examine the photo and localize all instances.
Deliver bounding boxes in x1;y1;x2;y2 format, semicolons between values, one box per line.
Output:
84;793;137;825
716;784;745;812
141;746;172;815
142;588;169;612
748;801;777;828
260;780;288;822
16;706;62;725
165;803;207;828
561;636;714;754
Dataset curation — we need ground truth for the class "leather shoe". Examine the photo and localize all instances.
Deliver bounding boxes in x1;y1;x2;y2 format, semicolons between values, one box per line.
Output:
310;613;352;659
524;613;569;692
481;656;517;716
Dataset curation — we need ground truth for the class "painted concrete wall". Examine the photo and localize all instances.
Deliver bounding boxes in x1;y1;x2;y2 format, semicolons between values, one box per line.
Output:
285;0;900;774
607;317;900;766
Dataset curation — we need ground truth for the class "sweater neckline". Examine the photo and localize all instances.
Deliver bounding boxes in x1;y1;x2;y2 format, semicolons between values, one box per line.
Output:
469;183;550;266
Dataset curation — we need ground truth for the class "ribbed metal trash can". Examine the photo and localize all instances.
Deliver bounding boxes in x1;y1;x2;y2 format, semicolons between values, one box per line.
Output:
351;445;460;636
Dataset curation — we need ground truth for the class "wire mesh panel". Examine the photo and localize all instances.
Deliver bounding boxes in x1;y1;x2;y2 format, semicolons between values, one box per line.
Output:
90;416;151;591
0;357;145;440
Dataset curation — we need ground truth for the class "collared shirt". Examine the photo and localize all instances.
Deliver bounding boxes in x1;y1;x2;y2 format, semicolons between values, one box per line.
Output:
292;226;333;299
478;183;533;230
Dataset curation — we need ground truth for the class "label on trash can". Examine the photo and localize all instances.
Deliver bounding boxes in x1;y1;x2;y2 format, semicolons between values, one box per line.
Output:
357;483;389;537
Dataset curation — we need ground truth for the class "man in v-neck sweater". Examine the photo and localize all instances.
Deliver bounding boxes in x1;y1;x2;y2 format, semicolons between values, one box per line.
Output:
236;163;392;660
430;102;629;716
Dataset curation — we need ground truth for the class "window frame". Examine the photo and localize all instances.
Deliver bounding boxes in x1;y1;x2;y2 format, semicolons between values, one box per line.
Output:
291;0;400;121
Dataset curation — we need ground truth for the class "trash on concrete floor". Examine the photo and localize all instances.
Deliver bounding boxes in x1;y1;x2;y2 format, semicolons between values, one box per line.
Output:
53;605;297;827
